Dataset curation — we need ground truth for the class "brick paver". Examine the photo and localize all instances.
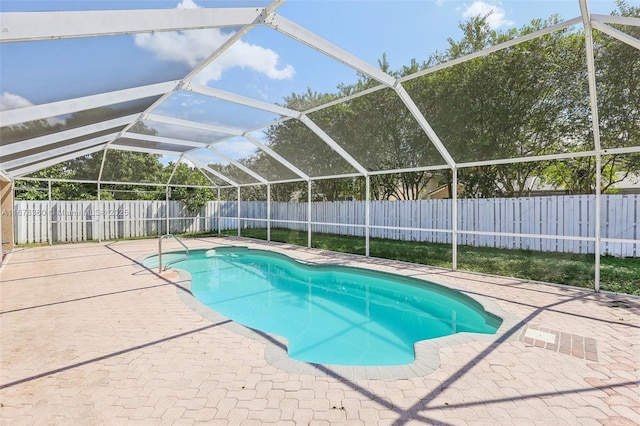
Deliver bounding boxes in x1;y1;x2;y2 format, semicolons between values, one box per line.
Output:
1;238;638;425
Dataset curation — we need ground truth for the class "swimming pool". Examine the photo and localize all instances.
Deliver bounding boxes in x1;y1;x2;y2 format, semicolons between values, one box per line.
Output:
145;247;502;366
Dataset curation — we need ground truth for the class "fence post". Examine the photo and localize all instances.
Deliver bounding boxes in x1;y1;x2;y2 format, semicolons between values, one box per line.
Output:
48;180;53;246
237;187;241;237
267;183;271;242
595;165;602;292
97;182;101;243
217;188;221;236
165;186;170;235
307;180;312;248
452;167;458;270
579;0;602;292
365;175;370;257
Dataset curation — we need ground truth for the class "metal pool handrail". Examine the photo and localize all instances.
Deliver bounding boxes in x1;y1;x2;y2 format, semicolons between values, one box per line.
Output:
158;234;189;273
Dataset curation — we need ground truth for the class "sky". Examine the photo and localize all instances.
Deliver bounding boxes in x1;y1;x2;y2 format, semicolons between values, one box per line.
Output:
0;0;627;167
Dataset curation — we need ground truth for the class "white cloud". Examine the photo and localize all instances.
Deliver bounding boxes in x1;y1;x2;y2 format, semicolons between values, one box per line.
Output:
179;98;206;108
246;82;270;101
177;0;198;9
145;121;224;142
189;148;221;166
133;1;294;84
0;91;64;126
215;139;259;160
0;91;33;111
462;1;514;29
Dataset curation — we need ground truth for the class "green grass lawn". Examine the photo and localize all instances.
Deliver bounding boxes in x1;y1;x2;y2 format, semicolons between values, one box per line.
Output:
18;227;637;295
223;228;640;295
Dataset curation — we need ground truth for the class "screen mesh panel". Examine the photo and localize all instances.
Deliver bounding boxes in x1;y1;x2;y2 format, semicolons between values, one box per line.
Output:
307;87;447;172
403;26;593;164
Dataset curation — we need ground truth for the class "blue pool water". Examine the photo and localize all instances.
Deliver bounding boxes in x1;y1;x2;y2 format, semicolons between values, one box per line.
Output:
145;247;502;366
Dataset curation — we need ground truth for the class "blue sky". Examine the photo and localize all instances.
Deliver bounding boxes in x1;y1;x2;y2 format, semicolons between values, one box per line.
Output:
0;0;625;167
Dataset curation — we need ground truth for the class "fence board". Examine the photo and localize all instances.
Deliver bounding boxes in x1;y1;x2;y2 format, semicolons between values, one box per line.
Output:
11;195;639;257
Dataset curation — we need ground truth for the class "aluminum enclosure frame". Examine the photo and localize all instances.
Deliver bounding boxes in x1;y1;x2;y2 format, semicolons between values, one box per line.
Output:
2;0;639;292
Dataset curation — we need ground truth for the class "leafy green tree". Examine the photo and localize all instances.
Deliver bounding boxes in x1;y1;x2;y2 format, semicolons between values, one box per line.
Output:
0;118;63;145
266;181;307;202
407;15;589;197
167;162;215;211
542;1;639;194
265;90;364;200
597;1;640;154
11;4;638;203
10;106;170;200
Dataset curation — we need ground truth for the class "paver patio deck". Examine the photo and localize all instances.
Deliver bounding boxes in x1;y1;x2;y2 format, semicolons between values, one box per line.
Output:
1;237;638;425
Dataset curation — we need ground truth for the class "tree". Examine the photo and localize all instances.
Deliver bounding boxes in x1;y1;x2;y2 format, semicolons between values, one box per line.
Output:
593;1;639;189
265;90;364;200
407;15;589;197
542;1;640;194
167;163;215;211
14;7;637;203
10;106;171;200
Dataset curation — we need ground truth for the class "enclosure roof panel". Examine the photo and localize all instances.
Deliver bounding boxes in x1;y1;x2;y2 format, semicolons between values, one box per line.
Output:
0;8;263;42
1;0;637;186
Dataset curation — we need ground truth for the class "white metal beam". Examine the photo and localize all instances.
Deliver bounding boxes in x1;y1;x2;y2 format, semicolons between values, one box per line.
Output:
183;154;239;187
591;21;640;51
0;168;14;182
307;180;311;247
456;150;598;169
298;115;369;176
268;177;306;185
122;132;209;149
128;5;273;141
109;144;184;156
602;146;640;155
146;113;244;136
4;133;117;170
1;81;179;127
267;183;271;241
183;82;300;117
367;164;450;176
399;17;581;83
97;145;110;186
451;167;458;269
394;84;456;168
207;147;268;184
312;172;362;181
11;145;107;177
265;14;397;87
0;8;263;42
16;176;214;189
591;14;640;27
166;155;183;186
192;161;220;188
304;85;388;115
243;134;310;180
2;114;139;156
580;0;603;292
180;0;287;84
365;175;370;257
364;148;619;175
91;2;285;165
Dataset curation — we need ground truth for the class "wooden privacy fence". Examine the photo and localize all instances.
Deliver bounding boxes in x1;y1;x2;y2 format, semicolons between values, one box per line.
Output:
12;200;218;244
11;194;639;257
